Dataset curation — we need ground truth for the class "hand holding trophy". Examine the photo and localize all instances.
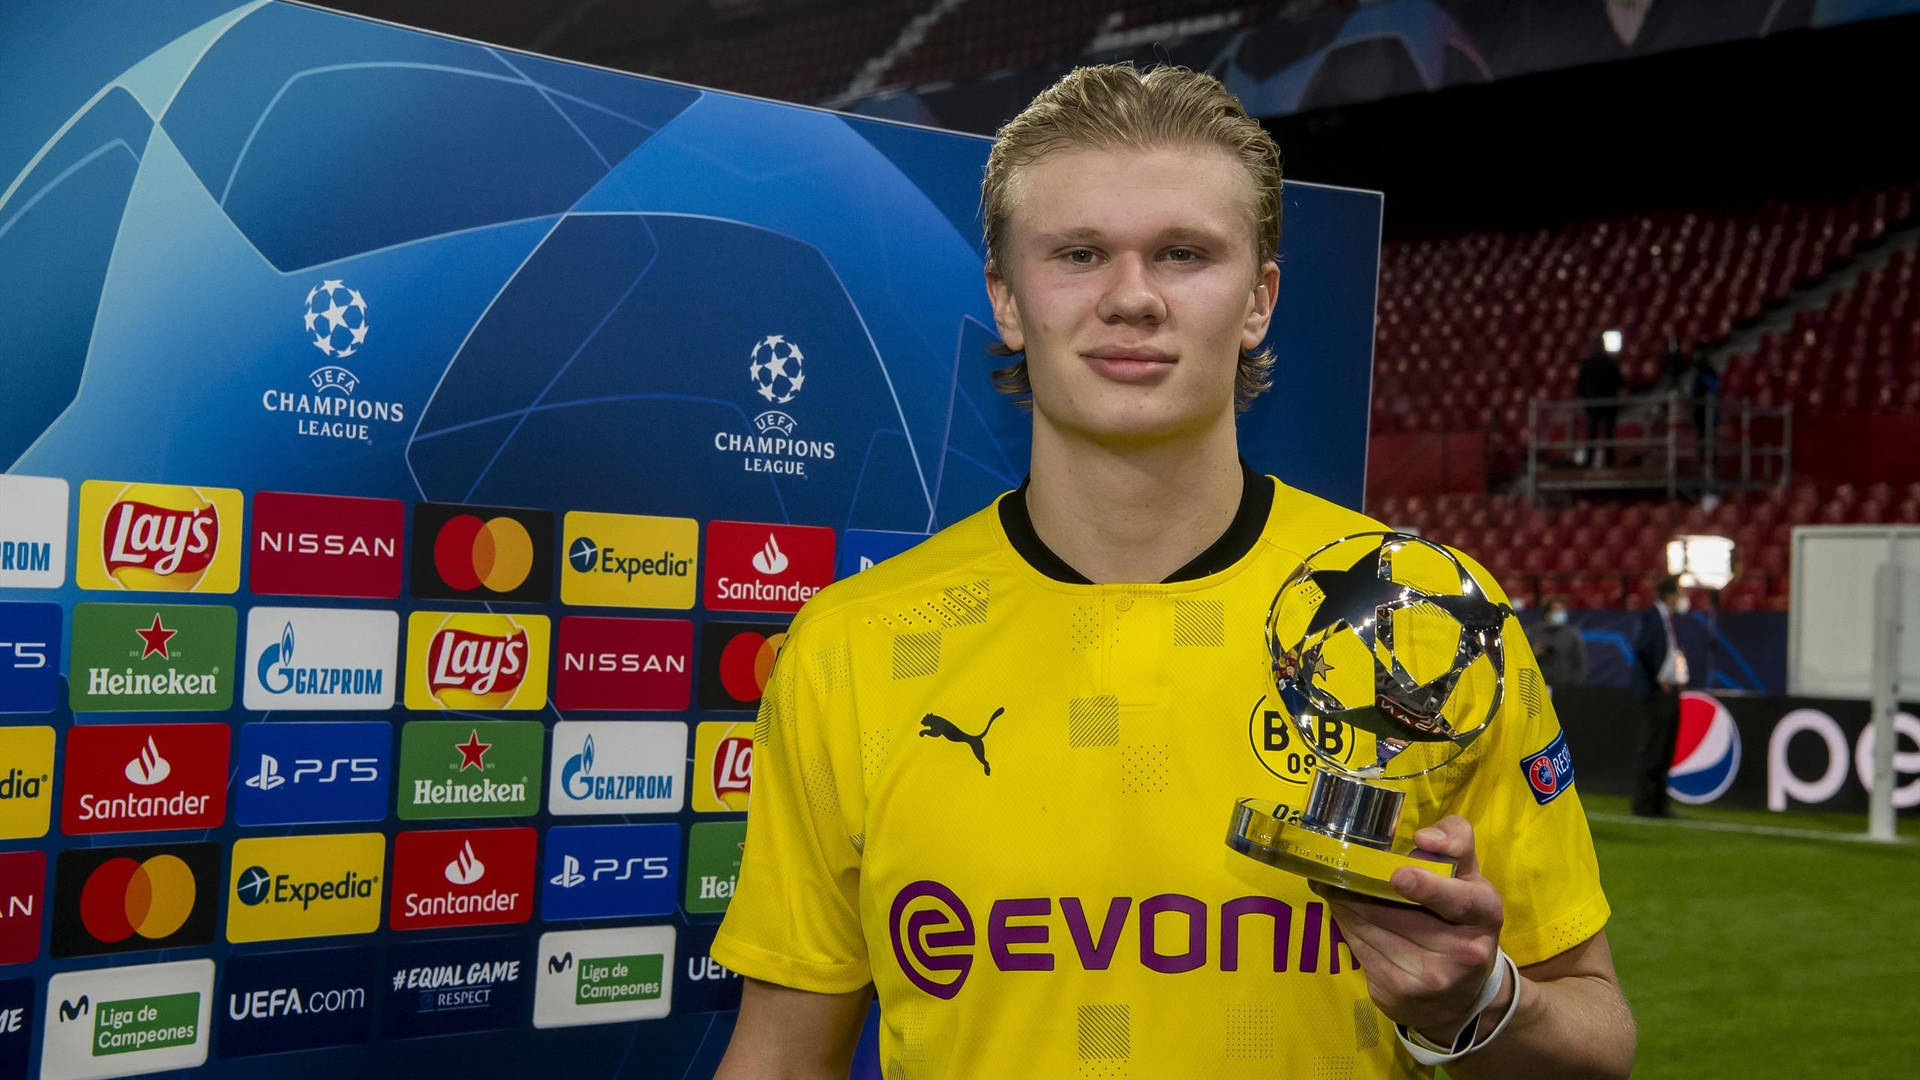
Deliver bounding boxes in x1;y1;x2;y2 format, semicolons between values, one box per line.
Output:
1228;532;1513;902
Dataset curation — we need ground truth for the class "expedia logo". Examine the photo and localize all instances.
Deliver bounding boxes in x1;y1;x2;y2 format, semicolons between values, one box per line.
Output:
0;769;44;802
559;511;700;610
78;481;243;593
0;726;55;841
405;613;549;711
888;881;1357;999
225;834;385;943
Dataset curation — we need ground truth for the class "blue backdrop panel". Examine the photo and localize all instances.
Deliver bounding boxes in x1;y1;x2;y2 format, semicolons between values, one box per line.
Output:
0;2;1380;1077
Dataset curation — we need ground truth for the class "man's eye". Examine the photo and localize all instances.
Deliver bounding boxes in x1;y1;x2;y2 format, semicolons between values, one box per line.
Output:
1065;249;1096;264
1167;248;1200;262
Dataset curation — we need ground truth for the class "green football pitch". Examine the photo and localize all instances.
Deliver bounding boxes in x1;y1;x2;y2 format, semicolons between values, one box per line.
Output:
1492;793;1920;1078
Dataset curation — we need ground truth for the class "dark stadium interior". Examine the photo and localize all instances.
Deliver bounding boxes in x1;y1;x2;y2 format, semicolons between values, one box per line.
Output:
316;0;1920;626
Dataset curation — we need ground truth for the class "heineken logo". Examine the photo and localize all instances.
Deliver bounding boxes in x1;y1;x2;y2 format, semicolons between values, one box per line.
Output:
397;722;542;821
69;604;234;713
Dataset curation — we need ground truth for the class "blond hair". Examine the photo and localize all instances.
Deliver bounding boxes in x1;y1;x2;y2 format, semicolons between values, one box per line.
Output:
981;64;1283;411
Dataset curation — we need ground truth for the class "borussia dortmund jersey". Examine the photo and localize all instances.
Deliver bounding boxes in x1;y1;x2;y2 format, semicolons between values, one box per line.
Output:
713;471;1609;1079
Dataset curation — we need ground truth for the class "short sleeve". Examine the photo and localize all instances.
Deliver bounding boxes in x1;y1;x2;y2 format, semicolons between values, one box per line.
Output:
710;623;872;993
1406;553;1613;969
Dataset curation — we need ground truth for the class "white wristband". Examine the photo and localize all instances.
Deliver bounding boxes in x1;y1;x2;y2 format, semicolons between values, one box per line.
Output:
1393;948;1522;1066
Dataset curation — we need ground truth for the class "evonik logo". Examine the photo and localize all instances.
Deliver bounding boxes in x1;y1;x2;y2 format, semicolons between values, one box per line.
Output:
887;882;1359;999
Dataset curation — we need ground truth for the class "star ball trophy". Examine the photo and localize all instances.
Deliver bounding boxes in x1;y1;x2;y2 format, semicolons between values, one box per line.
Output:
1228;532;1513;901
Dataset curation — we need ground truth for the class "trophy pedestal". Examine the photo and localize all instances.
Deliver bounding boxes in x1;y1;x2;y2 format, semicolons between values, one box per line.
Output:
1228;772;1455;901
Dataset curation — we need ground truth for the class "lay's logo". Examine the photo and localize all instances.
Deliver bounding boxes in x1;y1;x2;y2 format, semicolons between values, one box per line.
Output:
405;613;549;711
78;482;242;593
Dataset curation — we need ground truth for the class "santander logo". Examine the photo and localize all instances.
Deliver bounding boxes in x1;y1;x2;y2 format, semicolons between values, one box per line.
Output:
444;840;486;885
751;535;788;576
103;501;218;578
429;628;528;697
123;736;172;786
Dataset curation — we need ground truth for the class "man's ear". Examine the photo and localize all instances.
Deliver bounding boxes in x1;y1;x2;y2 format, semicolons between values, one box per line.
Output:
1241;260;1280;353
985;263;1025;354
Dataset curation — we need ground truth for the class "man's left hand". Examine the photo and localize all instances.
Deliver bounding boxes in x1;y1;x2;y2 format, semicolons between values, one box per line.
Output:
1315;815;1508;1044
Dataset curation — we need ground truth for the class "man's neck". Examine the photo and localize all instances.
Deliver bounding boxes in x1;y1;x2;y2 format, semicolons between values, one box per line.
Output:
1024;420;1245;584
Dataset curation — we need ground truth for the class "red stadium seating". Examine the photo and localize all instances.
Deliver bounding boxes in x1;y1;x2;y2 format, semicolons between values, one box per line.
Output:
1370;481;1918;612
1372;187;1916;479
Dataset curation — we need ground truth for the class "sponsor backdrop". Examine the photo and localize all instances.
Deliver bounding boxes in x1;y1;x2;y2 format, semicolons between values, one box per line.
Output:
1555;688;1920;817
0;2;1377;1077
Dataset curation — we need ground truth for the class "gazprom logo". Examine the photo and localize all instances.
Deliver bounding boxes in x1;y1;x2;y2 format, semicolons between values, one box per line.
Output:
243;608;396;711
560;734;675;803
561;736;597;801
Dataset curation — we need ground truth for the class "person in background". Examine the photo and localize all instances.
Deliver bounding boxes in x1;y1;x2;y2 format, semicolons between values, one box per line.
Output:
1630;574;1690;818
1690;352;1722;489
1576;334;1624;467
1533;596;1588;695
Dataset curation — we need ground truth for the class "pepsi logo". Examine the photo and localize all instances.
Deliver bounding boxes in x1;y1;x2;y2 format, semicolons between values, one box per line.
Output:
1668;691;1742;805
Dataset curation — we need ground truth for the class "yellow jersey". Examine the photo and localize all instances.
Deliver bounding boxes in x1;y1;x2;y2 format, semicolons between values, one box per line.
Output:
712;470;1609;1078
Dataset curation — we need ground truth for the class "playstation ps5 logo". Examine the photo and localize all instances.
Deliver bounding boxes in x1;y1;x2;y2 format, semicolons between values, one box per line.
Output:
246;755;286;792
550;856;586;889
233;721;392;827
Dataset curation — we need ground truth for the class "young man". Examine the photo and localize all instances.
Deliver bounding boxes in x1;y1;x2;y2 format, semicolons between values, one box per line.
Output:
713;65;1635;1079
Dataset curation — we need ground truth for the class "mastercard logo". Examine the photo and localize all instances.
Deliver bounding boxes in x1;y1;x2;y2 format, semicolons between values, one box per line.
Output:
720;631;786;701
411;503;553;603
435;515;535;592
80;854;198;942
700;621;789;710
51;842;218;958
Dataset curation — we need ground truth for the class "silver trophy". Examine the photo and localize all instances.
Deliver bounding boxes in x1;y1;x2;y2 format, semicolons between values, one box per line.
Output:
1228;532;1512;900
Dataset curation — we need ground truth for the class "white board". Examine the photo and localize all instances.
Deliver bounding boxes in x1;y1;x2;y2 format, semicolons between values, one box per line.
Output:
1789;525;1920;698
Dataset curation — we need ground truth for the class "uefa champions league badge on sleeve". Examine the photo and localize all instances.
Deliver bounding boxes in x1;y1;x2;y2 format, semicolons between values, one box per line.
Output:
1228;533;1513;902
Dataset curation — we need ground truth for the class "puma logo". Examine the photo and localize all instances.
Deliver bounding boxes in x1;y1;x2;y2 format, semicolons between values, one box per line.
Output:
920;707;1005;776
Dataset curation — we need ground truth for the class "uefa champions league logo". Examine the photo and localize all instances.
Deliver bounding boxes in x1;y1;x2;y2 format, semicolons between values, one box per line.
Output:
259;277;405;445
713;333;836;476
303;279;370;359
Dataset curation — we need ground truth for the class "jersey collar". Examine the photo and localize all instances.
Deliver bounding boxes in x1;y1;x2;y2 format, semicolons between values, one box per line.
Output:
998;460;1274;585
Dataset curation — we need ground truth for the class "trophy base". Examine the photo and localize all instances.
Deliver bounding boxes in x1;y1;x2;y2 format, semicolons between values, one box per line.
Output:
1227;797;1456;902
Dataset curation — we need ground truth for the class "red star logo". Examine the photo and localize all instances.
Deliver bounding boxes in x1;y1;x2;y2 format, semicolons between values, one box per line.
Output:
135;613;177;659
455;729;491;771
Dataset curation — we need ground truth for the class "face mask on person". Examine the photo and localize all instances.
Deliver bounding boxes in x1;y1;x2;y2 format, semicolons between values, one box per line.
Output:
1548;610;1569;626
1671;596;1691;615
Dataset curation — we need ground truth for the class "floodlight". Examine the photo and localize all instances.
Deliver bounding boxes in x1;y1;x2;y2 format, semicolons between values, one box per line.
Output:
1667;534;1736;590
